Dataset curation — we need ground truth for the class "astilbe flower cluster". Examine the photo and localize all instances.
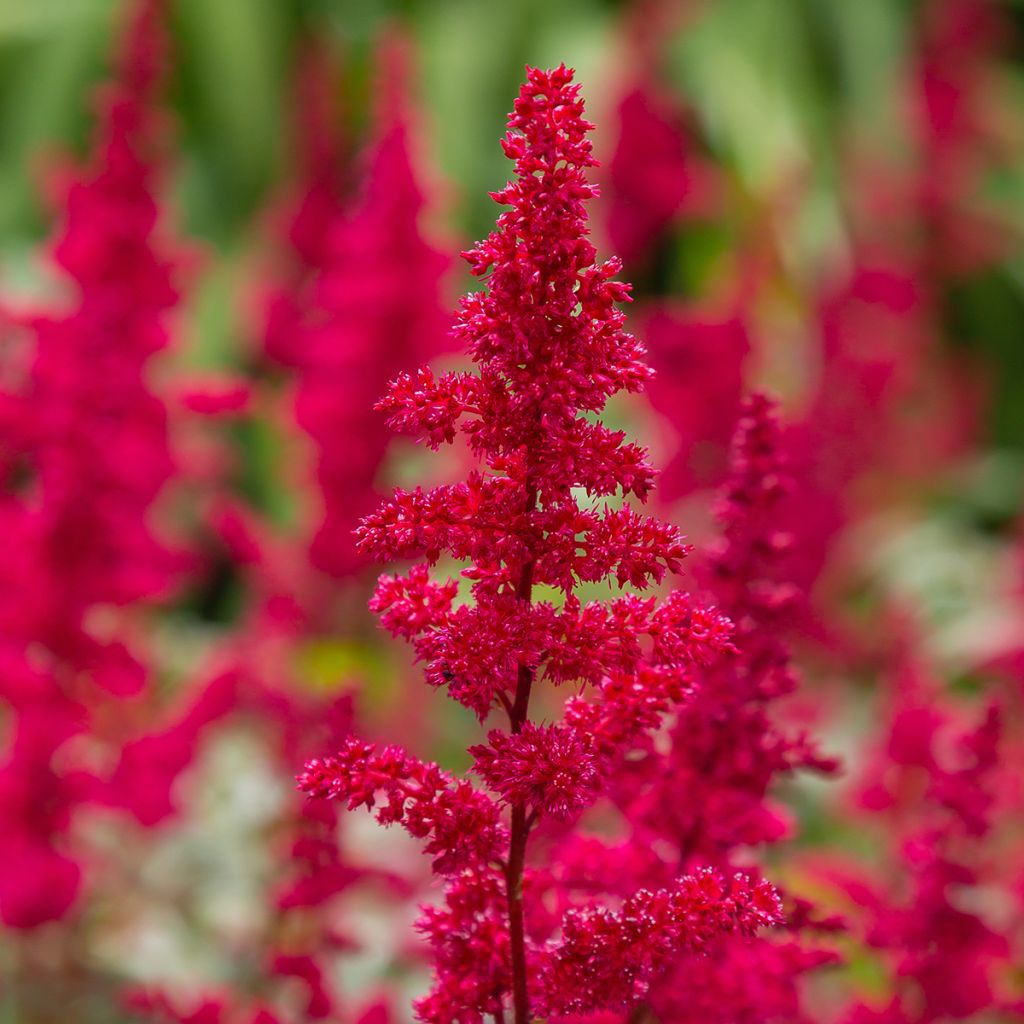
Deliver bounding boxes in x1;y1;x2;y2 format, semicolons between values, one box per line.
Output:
525;395;841;1024
125;47;454;1023
300;65;782;1024
824;654;1024;1022
638;396;842;1022
652;394;838;859
264;40;450;582
595;397;837;860
606;78;717;272
0;0;187;929
262;39;348;371
604;70;753;500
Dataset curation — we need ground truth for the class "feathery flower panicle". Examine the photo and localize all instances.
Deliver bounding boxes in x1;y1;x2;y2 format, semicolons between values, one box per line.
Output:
540;870;782;1015
262;38;347;370
0;0;186;928
640;395;838;864
827;654;1023;1022
606;79;717;270
567;395;841;1022
269;40;450;581
302;65;779;1024
22;0;182;616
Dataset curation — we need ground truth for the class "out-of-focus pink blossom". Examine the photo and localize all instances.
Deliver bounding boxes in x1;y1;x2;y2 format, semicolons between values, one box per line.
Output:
0;0;187;928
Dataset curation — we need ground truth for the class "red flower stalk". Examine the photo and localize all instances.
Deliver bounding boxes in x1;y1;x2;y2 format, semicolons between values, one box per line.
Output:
606;78;718;271
10;0;181;620
0;0;184;928
827;654;1024;1022
301;65;780;1024
267;40;450;582
630;395;838;866
560;394;840;1022
262;37;347;370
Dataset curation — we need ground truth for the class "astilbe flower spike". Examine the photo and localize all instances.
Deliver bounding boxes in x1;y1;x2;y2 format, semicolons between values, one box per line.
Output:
542;394;840;1024
124;44;446;1023
301;65;780;1024
642;395;839;863
604;70;749;500
266;37;450;581
0;0;187;928
824;652;1024;1022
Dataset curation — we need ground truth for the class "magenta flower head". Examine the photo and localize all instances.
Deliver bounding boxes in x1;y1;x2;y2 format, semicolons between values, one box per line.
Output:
0;0;182;929
300;65;778;1023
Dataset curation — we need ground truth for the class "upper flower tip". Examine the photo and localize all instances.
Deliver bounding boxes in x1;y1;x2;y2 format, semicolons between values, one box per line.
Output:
523;62;575;80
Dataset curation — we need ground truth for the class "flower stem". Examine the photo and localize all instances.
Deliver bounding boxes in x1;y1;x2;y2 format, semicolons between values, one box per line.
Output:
628;1005;657;1024
507;797;531;1024
506;530;537;1024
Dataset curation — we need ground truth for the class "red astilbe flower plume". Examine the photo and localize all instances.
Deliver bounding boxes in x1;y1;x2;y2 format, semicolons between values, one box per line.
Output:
261;36;347;371
5;0;183;620
0;0;187;928
302;65;780;1024
821;653;1024;1023
273;40;451;581
606;76;718;271
561;395;840;1023
637;395;839;862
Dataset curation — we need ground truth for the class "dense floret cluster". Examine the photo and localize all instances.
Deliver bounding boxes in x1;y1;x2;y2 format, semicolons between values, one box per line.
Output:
301;65;781;1024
